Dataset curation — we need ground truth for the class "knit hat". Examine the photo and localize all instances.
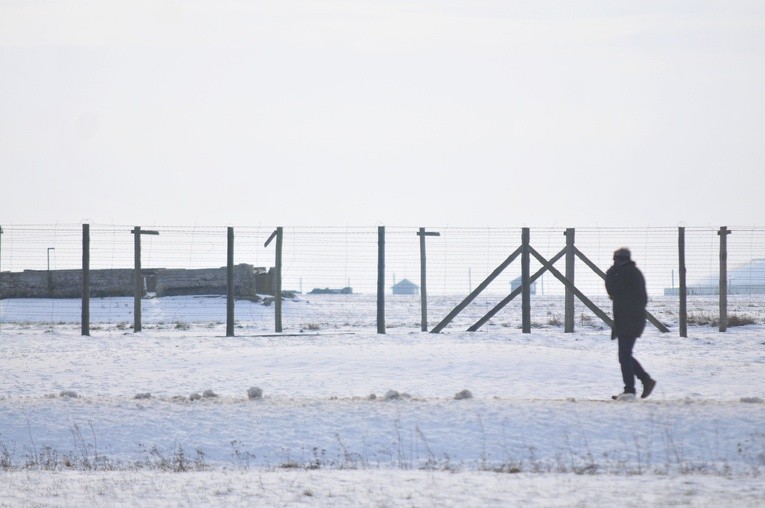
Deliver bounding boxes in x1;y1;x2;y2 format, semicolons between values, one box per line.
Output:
613;247;631;260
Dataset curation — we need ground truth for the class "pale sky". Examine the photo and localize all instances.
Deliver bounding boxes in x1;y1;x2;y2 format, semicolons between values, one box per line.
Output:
1;1;763;227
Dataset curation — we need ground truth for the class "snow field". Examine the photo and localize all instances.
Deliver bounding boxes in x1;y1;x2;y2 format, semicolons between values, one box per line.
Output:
1;295;764;505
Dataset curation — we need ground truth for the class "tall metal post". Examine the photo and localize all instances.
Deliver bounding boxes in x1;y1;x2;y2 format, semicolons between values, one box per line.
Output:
521;228;531;333
719;226;731;332
226;227;234;337
678;227;687;338
377;226;385;334
564;228;575;333
417;228;440;332
82;224;90;336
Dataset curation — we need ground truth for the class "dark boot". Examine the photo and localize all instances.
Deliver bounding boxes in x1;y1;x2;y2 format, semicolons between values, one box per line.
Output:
641;378;656;399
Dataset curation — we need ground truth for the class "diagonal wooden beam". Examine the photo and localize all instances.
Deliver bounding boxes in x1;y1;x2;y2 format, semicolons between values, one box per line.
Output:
431;245;523;333
529;245;613;328
574;247;669;333
573;246;606;278
468;247;566;331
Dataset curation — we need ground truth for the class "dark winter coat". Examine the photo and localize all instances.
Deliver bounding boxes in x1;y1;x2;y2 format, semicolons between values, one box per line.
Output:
605;260;647;339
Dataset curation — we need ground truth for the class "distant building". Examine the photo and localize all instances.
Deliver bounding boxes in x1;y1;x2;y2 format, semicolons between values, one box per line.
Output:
510;276;537;295
392;279;419;295
664;258;765;295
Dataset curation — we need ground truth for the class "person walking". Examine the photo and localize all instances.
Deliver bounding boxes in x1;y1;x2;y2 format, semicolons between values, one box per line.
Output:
605;248;656;401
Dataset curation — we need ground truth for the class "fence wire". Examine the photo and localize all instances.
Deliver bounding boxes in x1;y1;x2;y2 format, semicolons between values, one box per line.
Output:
1;224;763;333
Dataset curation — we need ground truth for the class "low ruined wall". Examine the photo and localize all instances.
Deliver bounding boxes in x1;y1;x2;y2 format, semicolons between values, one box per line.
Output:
0;269;133;299
152;265;269;298
0;264;272;299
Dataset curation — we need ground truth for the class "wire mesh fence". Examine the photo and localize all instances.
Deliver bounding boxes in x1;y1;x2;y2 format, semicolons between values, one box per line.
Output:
1;224;764;333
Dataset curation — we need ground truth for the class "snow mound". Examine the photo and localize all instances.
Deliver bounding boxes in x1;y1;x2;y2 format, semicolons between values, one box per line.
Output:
454;389;473;400
384;390;411;400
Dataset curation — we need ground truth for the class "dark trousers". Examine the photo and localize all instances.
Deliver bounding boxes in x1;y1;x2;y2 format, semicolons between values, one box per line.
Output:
618;336;648;393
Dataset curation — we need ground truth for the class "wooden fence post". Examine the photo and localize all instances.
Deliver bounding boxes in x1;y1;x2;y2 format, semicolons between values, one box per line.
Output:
275;227;283;333
564;228;575;333
1;226;4;332
82;224;90;336
264;227;283;333
226;227;234;337
522;228;531;333
418;228;440;332
47;247;54;295
131;227;159;333
0;226;3;329
133;226;142;332
678;227;687;338
377;226;385;334
719;226;730;332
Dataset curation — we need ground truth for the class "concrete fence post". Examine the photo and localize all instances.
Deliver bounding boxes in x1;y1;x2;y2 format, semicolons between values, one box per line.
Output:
719;226;731;332
417;227;440;332
678;227;687;337
564;228;575;333
377;226;385;334
227;227;234;337
521;228;531;333
82;224;90;336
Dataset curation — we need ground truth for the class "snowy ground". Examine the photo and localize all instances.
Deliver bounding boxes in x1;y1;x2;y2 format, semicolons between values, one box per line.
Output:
1;295;764;506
